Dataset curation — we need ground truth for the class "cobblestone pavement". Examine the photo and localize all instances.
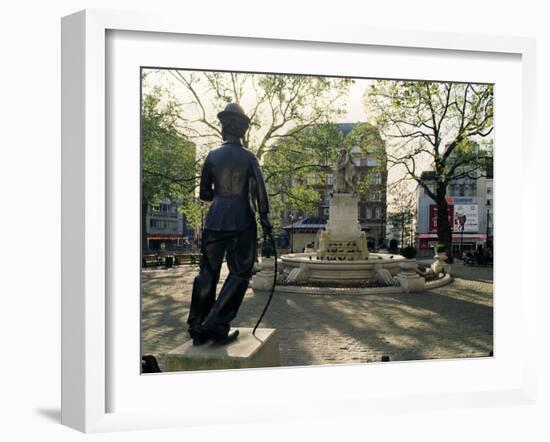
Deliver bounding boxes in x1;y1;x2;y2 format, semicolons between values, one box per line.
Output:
141;262;493;370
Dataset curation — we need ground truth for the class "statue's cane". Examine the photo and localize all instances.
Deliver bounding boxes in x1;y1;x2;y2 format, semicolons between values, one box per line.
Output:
252;231;277;336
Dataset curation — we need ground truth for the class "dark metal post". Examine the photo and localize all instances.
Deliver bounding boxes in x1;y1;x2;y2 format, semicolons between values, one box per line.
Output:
486;208;490;249
458;214;466;259
197;199;204;252
290;213;294;253
460;225;464;258
401;212;405;249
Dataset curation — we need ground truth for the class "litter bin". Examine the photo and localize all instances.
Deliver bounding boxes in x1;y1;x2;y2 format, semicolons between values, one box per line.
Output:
164;256;174;268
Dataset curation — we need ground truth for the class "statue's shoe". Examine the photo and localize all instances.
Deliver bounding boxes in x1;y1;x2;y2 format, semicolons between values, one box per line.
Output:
212;329;240;346
192;335;210;346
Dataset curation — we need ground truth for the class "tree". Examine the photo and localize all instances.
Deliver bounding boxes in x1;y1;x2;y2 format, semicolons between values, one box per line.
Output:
262;122;387;235
141;85;199;249
142;70;354;237
365;81;493;255
342;122;387;198
387;181;417;248
261;123;346;227
160;70;352;160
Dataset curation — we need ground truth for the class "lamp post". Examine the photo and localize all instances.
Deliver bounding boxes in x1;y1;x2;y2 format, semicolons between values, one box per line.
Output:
401;212;405;249
197;199;204;251
290;213;294;254
460;224;464;258
485;208;490;249
458;214;466;259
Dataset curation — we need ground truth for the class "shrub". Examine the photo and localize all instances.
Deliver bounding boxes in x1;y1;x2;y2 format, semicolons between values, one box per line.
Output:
400;246;418;259
433;243;447;254
261;239;275;258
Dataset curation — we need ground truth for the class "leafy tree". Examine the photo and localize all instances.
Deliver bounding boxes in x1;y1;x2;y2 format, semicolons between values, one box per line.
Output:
262;122;387;234
162;70;352;160
387;181;417;248
365;80;493;254
141;85;199;249
342;122;387;198
142;70;354;238
262;123;346;225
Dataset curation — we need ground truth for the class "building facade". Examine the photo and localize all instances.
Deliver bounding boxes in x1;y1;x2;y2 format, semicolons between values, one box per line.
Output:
145;200;194;250
416;164;493;256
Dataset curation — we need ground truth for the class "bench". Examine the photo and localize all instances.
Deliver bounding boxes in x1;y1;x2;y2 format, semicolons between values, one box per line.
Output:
142;255;162;268
174;254;201;266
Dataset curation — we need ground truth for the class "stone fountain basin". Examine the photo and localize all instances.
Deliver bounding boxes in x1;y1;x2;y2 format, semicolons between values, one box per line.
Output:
280;252;406;283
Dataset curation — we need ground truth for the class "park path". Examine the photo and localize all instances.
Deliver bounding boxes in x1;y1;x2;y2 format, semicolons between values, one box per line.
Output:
141;262;493;370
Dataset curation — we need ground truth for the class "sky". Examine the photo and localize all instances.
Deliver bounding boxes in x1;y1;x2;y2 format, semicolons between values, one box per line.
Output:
341;79;373;123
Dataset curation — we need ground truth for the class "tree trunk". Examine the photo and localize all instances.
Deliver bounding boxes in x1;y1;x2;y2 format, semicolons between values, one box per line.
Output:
435;186;452;259
401;213;405;249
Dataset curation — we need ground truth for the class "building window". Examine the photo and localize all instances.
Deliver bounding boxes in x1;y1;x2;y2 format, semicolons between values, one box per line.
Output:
327;173;334;185
369;173;381;185
367;157;380;167
149;219;177;230
367;191;382;202
375;207;382;219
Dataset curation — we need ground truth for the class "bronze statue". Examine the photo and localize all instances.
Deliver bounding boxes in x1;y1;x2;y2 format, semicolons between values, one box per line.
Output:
187;103;272;346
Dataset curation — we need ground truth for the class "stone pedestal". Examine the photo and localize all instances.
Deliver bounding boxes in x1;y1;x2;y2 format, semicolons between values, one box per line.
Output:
250;258;276;290
396;260;426;293
431;253;451;275
317;192;368;261
165;328;280;372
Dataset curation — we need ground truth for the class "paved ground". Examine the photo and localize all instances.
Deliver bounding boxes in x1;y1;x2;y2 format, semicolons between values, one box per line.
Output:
141;261;493;370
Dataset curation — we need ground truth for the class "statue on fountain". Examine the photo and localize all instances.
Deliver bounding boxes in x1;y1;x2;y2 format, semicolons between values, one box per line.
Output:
334;148;357;194
317;147;368;261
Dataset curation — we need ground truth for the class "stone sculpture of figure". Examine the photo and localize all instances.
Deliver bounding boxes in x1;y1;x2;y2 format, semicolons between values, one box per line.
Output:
334;148;357;193
317;229;328;258
187;103;272;346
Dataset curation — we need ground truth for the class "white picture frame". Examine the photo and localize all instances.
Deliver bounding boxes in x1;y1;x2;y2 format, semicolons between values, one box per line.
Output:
61;9;537;433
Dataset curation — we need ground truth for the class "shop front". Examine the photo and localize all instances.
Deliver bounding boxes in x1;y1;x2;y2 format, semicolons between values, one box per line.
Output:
147;234;186;251
418;233;488;257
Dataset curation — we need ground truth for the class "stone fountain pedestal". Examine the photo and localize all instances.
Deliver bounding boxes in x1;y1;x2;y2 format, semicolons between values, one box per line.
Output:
250;257;276;291
431;252;451;275
396;260;426;293
317;192;368;261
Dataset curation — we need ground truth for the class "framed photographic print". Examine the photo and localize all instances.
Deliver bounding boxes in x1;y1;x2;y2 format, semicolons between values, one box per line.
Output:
61;9;537;433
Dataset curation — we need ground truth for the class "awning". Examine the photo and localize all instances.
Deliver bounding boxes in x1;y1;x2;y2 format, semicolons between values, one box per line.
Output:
282;216;373;232
417;233;487;240
147;234;183;240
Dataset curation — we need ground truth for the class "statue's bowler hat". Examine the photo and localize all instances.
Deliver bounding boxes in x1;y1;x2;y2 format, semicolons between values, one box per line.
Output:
217;103;251;124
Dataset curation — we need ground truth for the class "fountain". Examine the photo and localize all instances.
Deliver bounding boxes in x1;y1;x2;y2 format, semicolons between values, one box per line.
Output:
251;148;452;295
